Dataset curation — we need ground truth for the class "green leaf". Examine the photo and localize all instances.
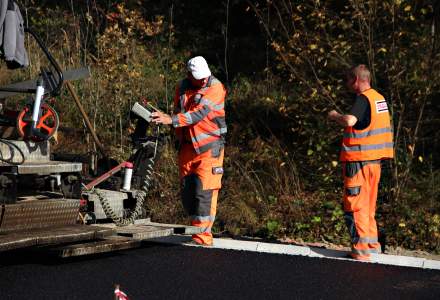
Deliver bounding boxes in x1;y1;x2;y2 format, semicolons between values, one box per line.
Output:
311;216;321;223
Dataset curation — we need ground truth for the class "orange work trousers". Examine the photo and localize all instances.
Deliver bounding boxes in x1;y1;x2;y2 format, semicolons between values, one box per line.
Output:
178;143;224;246
342;161;382;260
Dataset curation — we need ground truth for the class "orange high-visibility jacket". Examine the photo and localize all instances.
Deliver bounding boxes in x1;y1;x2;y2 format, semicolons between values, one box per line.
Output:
340;88;394;161
172;76;227;154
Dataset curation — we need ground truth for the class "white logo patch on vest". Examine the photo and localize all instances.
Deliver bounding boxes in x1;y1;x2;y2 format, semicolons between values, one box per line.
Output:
212;167;224;175
375;100;389;113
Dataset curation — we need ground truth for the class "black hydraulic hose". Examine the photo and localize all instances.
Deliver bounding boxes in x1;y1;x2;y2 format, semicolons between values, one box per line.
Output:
91;126;161;226
24;28;64;96
94;154;155;226
0;139;25;165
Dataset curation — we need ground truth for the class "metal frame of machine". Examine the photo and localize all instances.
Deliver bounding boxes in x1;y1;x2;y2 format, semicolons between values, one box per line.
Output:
0;27;83;206
0;23;192;256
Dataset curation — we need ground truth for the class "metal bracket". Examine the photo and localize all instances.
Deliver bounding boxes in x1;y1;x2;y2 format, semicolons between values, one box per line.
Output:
0;67;91;99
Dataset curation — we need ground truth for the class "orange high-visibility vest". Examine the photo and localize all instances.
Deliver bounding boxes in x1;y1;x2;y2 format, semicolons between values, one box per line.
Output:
172;76;227;154
340;88;394;161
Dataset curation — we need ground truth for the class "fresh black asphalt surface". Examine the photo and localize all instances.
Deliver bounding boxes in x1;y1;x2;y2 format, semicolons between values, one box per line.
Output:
0;243;439;299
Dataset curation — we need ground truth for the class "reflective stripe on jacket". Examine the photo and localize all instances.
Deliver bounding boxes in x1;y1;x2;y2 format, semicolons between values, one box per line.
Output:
172;76;227;154
340;88;394;161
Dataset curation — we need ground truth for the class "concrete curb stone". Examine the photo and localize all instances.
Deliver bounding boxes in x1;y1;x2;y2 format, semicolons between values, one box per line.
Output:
147;235;440;271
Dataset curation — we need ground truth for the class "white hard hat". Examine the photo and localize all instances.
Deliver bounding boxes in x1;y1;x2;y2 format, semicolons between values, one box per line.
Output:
187;56;211;80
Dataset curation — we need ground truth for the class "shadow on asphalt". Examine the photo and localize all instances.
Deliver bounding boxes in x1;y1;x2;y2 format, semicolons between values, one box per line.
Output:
0;242;180;267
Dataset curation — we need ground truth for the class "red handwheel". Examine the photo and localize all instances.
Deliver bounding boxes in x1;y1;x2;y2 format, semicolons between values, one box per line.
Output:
17;103;59;141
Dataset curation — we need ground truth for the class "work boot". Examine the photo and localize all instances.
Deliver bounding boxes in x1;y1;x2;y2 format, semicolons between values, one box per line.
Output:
346;252;371;262
191;233;213;246
190;235;213;247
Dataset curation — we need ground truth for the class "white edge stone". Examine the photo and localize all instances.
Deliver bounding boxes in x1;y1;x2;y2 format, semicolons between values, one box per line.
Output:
213;239;259;251
422;259;440;270
149;235;440;270
372;253;425;269
256;242;311;256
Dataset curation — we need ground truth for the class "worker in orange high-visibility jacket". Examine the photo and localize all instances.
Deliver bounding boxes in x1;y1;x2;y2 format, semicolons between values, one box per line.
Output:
152;56;227;246
328;64;393;261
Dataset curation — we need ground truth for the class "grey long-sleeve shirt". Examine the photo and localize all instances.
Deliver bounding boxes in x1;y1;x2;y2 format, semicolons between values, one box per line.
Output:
0;0;29;69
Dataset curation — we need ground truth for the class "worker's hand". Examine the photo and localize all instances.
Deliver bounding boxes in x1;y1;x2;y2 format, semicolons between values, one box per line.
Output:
152;111;172;125
327;110;340;121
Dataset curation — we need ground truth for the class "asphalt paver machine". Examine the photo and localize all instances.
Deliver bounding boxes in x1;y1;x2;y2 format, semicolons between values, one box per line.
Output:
0;27;84;228
0;25;192;256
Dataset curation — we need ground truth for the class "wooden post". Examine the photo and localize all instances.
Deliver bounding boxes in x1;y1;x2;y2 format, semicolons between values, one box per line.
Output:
65;81;108;159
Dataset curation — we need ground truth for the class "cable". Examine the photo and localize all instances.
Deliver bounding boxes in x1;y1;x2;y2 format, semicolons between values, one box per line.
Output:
0;139;25;165
91;126;161;226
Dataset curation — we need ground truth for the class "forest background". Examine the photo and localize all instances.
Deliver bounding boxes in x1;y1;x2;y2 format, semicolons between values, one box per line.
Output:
1;0;439;253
